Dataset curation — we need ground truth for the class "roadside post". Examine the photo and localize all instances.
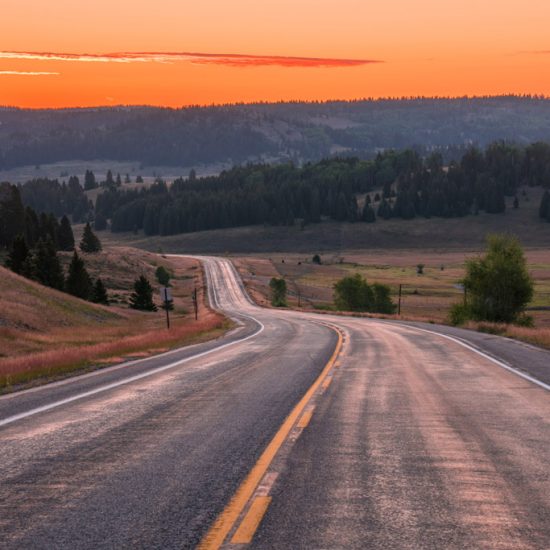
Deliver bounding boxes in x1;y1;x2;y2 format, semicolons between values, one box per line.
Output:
192;285;198;320
398;284;402;315
160;286;172;329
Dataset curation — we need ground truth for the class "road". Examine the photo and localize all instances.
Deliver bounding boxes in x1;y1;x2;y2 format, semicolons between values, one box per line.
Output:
0;256;549;549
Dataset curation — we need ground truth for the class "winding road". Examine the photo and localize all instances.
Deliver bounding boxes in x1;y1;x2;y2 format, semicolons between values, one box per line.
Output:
0;256;549;549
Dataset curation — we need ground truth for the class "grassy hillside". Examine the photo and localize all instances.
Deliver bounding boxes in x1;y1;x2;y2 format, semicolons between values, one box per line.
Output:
0;252;227;391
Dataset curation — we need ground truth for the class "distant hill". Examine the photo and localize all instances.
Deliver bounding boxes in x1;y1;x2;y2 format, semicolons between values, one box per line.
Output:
2;96;550;170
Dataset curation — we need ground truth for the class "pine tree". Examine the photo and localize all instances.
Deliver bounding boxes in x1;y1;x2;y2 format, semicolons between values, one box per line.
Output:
129;276;157;311
32;238;65;290
58;215;75;251
91;278;109;305
65;251;92;299
5;235;29;275
84;170;97;190
80;222;102;253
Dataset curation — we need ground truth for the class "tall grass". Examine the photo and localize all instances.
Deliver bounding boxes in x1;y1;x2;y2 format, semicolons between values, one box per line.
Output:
0;313;227;390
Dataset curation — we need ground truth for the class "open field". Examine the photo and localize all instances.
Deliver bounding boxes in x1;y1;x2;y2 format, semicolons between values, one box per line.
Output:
0;159;229;186
0;252;227;391
101;188;550;253
233;248;550;349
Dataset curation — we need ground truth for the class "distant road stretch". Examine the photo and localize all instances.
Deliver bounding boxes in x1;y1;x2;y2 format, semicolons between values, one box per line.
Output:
0;256;548;549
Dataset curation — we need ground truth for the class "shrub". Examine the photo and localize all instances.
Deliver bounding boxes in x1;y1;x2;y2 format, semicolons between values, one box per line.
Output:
449;303;470;326
333;273;395;313
464;234;533;323
269;277;287;307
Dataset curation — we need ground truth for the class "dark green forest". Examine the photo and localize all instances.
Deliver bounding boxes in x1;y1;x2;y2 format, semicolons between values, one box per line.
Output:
96;141;550;236
3;96;550;169
2;141;550;246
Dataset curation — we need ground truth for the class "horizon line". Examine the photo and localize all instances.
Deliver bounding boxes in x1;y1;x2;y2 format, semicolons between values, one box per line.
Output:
1;94;549;112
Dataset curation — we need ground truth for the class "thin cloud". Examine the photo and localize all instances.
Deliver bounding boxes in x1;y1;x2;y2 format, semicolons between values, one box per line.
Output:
0;50;381;68
0;70;59;76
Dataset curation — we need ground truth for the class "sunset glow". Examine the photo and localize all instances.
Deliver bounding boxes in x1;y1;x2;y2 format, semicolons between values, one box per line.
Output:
2;0;550;108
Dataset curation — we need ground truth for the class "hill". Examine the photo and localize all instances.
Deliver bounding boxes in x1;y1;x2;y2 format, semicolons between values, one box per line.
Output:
3;96;550;172
0;252;227;390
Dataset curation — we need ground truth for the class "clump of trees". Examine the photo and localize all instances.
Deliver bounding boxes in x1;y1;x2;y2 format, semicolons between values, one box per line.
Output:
450;234;534;325
333;273;395;313
269;278;287;307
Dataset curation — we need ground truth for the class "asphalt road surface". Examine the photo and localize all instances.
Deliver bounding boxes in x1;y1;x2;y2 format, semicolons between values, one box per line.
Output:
0;256;548;550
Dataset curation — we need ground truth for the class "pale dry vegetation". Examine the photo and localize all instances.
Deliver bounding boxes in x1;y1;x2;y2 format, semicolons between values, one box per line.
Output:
0;252;227;391
234;249;550;349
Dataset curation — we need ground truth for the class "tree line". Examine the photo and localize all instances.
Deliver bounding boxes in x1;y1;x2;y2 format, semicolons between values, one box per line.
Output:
95;142;550;236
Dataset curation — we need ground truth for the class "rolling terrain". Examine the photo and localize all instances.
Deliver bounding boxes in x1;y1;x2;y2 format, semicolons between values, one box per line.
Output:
0;251;226;390
3;97;550;177
0;256;548;549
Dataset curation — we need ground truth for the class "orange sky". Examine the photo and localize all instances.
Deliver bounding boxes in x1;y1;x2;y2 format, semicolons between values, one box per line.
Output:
1;0;550;108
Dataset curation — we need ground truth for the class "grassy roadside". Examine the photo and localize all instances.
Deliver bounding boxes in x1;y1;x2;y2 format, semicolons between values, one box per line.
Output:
0;250;231;393
233;254;550;351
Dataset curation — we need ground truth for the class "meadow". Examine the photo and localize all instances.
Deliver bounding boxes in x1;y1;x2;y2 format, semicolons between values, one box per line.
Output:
234;248;550;348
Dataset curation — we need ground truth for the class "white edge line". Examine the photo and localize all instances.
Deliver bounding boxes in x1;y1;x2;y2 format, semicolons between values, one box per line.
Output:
387;322;550;392
0;259;265;428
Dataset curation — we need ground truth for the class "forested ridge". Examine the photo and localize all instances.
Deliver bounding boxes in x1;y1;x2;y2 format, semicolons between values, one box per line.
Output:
2;96;550;169
2;141;550;244
97;141;550;236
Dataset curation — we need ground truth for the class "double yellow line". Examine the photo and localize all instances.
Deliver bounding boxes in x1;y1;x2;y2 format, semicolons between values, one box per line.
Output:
198;326;343;549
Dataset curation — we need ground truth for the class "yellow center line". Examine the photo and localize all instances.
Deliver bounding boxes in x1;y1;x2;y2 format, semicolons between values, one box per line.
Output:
297;408;314;429
197;327;343;550
230;496;272;544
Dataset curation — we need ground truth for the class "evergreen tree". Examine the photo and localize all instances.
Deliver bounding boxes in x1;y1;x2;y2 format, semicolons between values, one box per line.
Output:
65;251;92;299
84;170;97;190
32;238;64;290
105;170;114;187
129;275;157;311
58;215;75;251
5;234;29;275
91;278;109;304
0;183;25;247
80;222;102;253
116;173;122;187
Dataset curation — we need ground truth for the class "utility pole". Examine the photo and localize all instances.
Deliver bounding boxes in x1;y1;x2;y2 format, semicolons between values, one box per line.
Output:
398;284;402;315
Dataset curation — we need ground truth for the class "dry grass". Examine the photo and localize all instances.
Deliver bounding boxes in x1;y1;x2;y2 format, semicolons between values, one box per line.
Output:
0;314;227;390
0;251;228;391
234;250;550;350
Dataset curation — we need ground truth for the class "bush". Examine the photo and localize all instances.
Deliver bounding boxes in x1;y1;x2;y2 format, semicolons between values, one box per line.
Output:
333;273;395;313
464;234;533;323
514;314;534;328
449;303;470;326
269;277;287;307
